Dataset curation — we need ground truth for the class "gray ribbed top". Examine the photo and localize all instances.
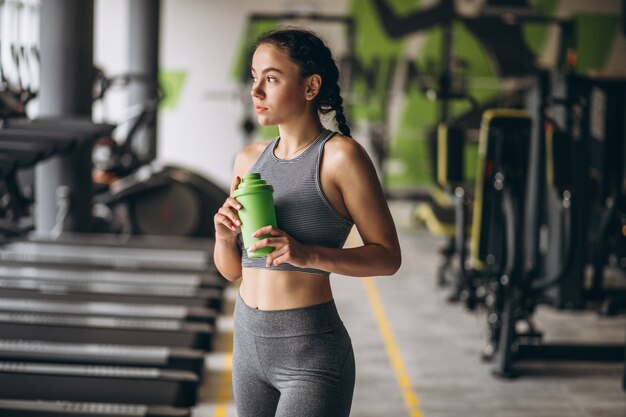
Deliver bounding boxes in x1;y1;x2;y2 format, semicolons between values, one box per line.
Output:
241;129;354;275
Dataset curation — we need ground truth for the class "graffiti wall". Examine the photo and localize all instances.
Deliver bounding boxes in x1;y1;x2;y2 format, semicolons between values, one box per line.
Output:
151;0;624;190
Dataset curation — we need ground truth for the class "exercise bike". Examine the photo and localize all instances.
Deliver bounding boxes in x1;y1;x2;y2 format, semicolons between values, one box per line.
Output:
91;69;228;237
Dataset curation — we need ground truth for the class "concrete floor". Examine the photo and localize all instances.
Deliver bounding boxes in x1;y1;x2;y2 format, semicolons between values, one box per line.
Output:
194;201;626;417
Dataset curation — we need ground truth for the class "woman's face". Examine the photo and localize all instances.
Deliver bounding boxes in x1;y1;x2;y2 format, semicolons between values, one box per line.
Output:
250;43;311;127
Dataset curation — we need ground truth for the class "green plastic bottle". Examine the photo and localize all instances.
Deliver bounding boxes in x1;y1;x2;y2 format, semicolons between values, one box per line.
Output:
233;173;277;258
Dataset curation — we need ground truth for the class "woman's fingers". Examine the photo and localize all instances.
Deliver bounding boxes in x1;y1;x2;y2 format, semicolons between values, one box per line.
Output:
266;247;288;267
246;231;305;268
216;213;237;231
249;237;291;266
248;237;277;253
219;198;242;224
230;176;241;195
214;197;243;235
252;225;282;238
225;197;242;210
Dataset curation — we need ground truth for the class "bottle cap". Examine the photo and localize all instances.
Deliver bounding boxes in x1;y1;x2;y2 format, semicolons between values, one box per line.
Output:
233;173;273;197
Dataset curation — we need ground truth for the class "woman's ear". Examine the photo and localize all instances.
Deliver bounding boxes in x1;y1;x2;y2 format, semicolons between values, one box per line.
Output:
305;74;322;100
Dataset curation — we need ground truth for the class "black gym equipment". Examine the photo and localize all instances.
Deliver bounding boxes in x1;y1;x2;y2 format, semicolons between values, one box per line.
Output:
415;10;575;305
2;115;228;238
0;312;213;349
0;263;223;290
25;230;217;251
528;72;626;312
0;119;115;231
99;163;228;237
0;240;214;272
0;298;217;324
465;73;626;379
0;400;191;417
88;66;228;237
0;278;222;308
0;162;217;409
0;340;204;377
0;361;198;407
0;2;228;410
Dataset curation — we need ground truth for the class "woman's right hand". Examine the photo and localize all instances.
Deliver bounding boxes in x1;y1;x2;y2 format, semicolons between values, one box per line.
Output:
214;176;242;242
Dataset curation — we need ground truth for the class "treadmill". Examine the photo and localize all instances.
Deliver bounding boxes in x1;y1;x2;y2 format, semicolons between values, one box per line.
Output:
0;362;198;407
2;116;115;138
0;340;205;376
0;129;90;154
0;263;225;289
27;231;215;251
0;139;58;161
0;277;223;309
0;399;191;417
0;312;214;349
0;241;213;272
0;298;218;324
1;117;216;268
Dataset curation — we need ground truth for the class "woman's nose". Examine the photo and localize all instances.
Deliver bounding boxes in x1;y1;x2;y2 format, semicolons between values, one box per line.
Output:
251;82;264;99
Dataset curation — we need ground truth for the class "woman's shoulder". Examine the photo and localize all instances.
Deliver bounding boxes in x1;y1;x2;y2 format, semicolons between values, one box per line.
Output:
236;139;273;163
233;139;274;175
322;132;378;183
324;133;369;164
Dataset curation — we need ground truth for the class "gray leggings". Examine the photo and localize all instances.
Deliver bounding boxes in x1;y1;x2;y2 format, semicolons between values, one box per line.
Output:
232;294;355;417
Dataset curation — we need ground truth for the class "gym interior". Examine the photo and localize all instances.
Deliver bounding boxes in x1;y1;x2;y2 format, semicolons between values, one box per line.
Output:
0;0;624;416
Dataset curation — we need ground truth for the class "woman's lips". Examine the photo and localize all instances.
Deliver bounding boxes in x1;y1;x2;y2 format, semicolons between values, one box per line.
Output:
255;105;268;113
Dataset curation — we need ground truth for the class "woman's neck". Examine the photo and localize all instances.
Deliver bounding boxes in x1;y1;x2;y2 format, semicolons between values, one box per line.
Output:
277;120;325;155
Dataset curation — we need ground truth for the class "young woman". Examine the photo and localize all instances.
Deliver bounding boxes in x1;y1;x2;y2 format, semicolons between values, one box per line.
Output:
213;27;401;417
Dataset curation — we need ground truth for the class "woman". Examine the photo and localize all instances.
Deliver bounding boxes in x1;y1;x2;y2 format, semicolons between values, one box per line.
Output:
213;27;401;417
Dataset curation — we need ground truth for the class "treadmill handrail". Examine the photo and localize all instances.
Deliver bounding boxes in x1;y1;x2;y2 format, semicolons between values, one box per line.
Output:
0;399;151;416
0;277;221;298
0;298;200;319
0;265;205;287
0;312;213;333
0;361;198;381
0;339;171;363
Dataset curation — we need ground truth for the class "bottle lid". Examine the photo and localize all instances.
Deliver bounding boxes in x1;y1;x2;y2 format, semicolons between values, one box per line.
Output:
234;173;273;197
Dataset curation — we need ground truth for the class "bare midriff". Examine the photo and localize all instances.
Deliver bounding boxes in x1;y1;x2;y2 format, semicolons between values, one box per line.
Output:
239;268;333;310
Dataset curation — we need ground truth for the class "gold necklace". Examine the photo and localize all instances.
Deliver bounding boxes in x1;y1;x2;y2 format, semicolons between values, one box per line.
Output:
278;131;322;159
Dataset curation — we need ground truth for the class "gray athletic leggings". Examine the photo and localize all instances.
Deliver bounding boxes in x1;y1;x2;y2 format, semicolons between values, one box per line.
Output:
232;294;355;417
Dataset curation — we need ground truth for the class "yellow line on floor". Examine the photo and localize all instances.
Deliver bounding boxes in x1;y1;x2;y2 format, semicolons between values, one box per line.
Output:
362;276;424;417
345;231;424;417
213;322;234;417
213;353;233;417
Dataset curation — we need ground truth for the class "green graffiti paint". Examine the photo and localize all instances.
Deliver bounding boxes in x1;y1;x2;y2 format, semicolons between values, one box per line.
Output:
159;70;187;110
231;20;280;82
349;0;412;123
574;13;620;72
229;1;623;190
523;0;560;55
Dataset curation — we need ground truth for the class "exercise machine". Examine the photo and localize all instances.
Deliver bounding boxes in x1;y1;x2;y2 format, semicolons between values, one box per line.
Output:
0;399;191;417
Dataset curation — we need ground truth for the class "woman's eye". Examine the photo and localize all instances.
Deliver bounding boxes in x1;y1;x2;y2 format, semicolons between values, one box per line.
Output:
266;76;277;82
250;75;257;83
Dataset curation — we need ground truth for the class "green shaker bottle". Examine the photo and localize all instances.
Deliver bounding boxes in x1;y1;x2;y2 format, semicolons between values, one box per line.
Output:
233;173;278;258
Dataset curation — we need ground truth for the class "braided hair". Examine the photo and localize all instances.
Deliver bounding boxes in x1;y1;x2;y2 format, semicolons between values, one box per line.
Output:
255;27;351;137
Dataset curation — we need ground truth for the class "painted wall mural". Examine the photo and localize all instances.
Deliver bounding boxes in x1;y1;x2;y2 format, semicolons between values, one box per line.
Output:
232;0;623;193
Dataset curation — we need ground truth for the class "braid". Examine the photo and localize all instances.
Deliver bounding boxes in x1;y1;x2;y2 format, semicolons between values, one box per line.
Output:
255;27;352;137
332;86;351;137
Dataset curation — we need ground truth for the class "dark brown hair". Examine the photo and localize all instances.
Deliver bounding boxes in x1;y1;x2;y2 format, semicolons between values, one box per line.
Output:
255;27;351;137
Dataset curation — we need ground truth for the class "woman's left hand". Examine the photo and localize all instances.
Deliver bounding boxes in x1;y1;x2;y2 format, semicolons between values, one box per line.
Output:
248;226;310;268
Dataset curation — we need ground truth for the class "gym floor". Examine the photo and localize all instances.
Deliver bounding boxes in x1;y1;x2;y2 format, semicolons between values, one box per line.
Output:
194;201;626;417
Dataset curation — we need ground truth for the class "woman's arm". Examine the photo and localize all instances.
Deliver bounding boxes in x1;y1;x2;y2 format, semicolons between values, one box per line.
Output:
213;142;268;281
249;136;401;277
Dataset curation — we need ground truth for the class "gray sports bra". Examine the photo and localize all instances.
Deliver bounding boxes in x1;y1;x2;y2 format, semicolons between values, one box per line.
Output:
240;129;354;275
